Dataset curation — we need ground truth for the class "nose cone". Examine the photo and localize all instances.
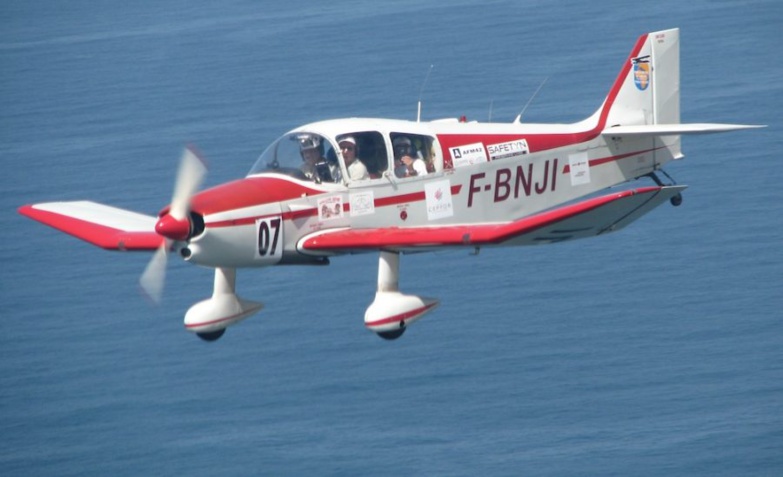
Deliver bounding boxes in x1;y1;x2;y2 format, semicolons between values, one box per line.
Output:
155;213;191;241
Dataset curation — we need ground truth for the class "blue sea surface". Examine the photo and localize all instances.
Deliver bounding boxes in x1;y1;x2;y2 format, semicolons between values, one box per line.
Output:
2;1;782;475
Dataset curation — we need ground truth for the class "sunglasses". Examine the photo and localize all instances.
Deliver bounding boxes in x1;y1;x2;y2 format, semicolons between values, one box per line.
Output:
340;145;355;151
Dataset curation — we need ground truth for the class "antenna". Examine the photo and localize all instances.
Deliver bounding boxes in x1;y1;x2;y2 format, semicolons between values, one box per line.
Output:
488;99;494;122
417;64;434;123
514;76;548;123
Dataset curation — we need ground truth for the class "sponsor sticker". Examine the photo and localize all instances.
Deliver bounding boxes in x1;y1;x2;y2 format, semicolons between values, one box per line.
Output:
349;190;375;217
632;55;651;91
449;142;487;168
317;195;343;221
487;139;529;160
425;179;454;221
568;152;590;186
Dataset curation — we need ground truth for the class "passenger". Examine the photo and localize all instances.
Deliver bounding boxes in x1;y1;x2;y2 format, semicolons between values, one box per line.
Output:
338;136;369;181
393;136;428;177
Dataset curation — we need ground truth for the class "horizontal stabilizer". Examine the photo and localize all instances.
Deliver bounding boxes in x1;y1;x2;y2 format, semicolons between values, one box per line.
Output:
299;186;686;254
18;201;162;251
602;123;765;137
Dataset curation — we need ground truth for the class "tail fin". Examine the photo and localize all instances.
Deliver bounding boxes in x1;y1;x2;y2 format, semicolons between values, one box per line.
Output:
598;28;764;161
601;28;681;129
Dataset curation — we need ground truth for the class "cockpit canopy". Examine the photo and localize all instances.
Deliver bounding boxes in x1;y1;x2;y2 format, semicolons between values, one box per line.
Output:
248;132;335;182
248;128;444;183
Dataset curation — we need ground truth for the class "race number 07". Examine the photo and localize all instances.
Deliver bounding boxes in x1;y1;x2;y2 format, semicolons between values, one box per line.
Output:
256;216;282;263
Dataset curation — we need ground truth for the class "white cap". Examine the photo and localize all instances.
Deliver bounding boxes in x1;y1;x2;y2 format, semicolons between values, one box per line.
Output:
339;136;356;146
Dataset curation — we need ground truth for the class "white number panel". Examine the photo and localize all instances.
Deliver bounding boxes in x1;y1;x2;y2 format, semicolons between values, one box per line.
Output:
255;216;283;264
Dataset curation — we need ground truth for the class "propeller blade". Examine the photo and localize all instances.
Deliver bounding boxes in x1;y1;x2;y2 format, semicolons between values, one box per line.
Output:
139;240;170;304
141;146;208;304
169;146;207;221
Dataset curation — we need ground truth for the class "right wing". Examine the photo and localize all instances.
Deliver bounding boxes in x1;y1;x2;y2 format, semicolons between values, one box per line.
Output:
299;185;686;254
19;201;162;251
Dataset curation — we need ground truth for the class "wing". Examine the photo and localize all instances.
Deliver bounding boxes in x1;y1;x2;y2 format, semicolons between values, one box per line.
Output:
18;201;162;251
298;185;686;254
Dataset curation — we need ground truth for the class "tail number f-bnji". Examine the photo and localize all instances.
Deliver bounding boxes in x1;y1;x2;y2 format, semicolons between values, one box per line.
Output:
468;159;559;207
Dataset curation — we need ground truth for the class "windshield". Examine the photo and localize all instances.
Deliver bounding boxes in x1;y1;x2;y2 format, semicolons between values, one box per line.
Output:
248;132;339;183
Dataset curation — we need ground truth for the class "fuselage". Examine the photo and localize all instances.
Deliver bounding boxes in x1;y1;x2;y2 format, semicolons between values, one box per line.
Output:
182;115;677;267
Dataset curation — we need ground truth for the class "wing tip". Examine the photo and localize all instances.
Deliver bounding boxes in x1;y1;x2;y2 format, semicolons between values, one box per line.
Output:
18;201;163;251
18;203;36;217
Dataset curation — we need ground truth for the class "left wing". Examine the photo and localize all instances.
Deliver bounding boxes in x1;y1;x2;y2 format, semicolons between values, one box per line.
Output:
18;201;162;251
299;185;686;254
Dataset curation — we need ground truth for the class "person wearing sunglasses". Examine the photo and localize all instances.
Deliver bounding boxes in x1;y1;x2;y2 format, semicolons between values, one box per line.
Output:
393;136;428;178
338;136;369;181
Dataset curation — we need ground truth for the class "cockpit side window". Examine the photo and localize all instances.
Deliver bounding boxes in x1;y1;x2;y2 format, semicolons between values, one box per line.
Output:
390;133;440;178
336;131;387;181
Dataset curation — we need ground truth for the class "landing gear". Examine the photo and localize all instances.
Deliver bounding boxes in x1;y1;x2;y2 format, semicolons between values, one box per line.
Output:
646;170;683;207
364;251;439;339
184;267;264;340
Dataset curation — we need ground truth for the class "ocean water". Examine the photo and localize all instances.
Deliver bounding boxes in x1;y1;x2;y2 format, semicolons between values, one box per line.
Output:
2;1;782;475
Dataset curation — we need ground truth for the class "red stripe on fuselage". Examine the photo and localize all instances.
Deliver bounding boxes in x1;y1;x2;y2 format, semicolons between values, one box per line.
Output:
204;182;463;228
561;147;663;173
187;176;325;216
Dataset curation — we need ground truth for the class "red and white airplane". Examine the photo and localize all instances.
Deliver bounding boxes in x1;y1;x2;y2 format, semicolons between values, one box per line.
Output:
19;28;763;341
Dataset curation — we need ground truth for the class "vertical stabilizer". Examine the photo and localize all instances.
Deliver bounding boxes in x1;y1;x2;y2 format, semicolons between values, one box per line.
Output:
600;28;682;162
603;28;680;128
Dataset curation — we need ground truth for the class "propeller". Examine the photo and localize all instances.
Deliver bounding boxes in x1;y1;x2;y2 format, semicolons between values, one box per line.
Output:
139;146;207;304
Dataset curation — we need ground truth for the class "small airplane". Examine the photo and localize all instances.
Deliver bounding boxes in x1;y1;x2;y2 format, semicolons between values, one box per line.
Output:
19;28;764;342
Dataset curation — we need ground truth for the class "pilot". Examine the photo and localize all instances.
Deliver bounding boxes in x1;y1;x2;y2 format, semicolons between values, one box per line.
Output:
299;135;333;183
338;136;369;181
393;136;428;177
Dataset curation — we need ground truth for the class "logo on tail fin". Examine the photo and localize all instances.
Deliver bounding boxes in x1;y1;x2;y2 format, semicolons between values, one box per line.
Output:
632;55;651;91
